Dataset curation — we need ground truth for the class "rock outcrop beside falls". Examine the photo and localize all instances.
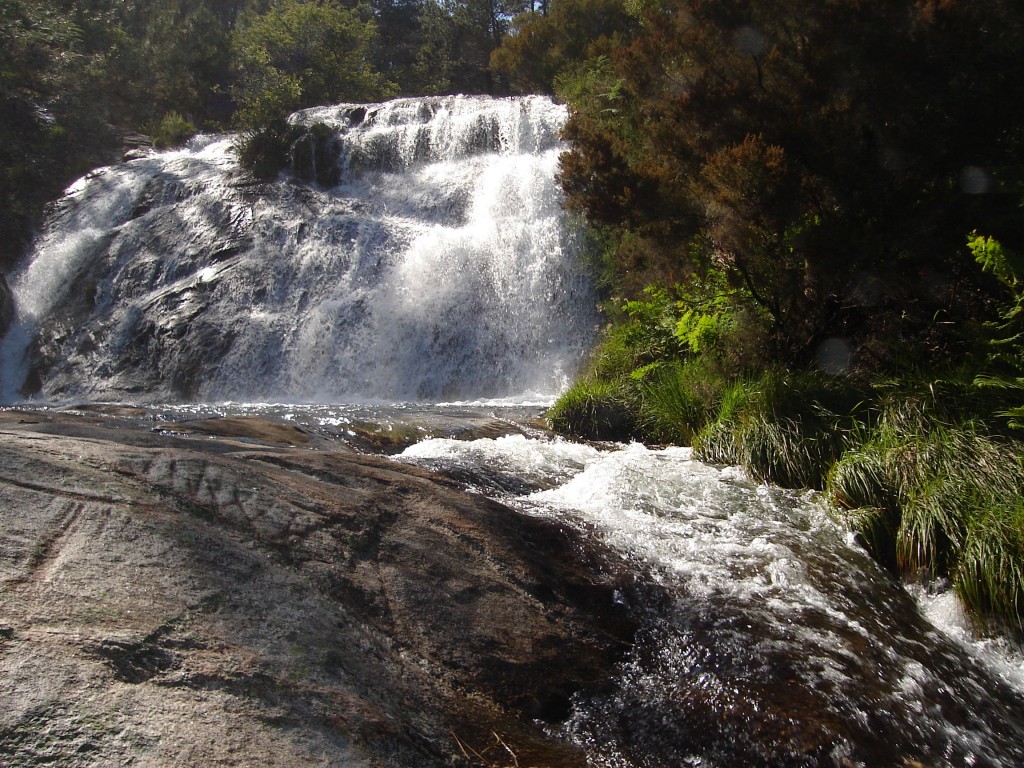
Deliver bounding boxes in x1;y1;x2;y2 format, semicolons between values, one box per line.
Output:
0;272;13;339
0;409;634;767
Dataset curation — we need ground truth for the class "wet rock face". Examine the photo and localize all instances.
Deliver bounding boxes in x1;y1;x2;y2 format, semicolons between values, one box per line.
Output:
0;272;13;339
12;97;593;405
0;410;634;767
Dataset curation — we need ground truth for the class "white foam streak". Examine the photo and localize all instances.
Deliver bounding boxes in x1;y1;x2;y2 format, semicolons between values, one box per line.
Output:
909;584;1024;692
1;164;154;399
402;433;604;490
528;444;813;596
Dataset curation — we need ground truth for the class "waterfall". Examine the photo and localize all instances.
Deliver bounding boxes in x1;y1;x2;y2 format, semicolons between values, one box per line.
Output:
5;94;1024;768
0;95;595;404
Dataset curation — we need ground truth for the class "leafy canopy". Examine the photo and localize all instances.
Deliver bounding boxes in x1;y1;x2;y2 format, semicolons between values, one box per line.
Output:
557;0;1024;372
231;0;396;131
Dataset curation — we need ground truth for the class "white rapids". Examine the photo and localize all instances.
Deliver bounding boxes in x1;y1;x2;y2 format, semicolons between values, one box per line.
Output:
400;433;1024;767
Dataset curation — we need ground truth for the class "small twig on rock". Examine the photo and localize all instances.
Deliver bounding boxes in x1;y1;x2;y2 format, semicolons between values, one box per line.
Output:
450;729;523;767
492;731;520;767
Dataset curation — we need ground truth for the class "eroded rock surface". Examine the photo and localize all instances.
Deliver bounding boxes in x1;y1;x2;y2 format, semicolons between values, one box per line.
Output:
0;272;13;339
0;409;634;767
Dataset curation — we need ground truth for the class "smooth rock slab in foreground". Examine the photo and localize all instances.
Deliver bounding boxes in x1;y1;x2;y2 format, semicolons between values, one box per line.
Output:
0;409;634;766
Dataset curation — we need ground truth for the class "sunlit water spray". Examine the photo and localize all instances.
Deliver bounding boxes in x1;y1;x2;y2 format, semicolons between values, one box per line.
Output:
0;96;594;403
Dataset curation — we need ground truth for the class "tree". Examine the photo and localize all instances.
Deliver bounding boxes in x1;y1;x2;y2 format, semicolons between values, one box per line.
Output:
410;0;458;93
558;0;1024;370
458;0;530;91
231;0;396;131
371;0;428;94
0;0;121;270
137;2;234;128
490;0;636;94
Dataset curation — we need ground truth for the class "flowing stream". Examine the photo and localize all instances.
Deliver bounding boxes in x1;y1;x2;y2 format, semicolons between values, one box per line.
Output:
2;95;1024;766
398;428;1024;767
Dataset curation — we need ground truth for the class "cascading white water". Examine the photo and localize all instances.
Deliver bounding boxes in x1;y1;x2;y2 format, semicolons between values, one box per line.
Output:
400;434;1024;767
0;95;595;404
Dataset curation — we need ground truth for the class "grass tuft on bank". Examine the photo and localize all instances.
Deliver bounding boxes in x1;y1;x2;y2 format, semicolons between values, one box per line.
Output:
824;390;1024;634
547;378;638;442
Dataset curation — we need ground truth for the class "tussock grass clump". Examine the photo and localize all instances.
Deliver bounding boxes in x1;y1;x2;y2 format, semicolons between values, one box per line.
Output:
693;370;866;489
547;378;638;442
692;417;739;464
588;332;638;381
691;378;749;464
956;501;1024;633
638;359;725;444
826;390;1024;634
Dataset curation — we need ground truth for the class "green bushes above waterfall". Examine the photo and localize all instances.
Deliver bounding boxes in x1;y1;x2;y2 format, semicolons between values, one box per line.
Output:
228;0;396;176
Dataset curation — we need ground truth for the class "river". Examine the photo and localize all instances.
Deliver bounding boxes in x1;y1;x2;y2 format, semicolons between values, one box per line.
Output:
169;398;1024;766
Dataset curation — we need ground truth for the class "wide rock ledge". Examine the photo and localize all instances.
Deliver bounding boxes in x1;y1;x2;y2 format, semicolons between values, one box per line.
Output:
0;409;634;767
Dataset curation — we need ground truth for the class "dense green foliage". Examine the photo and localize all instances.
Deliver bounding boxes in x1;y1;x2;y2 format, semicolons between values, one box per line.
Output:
230;0;395;130
554;0;1024;370
1;0;115;270
0;0;537;270
489;0;636;94
536;0;1024;633
228;0;396;177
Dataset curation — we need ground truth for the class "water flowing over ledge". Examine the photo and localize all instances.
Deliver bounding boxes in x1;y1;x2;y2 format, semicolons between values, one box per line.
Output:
0;95;595;404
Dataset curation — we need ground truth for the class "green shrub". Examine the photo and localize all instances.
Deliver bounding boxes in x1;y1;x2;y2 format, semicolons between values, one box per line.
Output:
559;274;775;447
237;120;342;184
236;119;300;180
547;378;638;442
968;233;1024;430
610;287;687;371
153;111;197;149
